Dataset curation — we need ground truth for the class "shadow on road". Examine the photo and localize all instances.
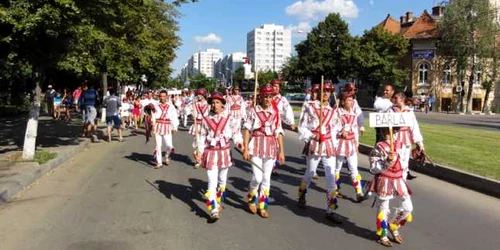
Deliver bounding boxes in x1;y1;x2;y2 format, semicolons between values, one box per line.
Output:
124;152;155;167
0;115;87;155
153;178;209;221
270;184;376;242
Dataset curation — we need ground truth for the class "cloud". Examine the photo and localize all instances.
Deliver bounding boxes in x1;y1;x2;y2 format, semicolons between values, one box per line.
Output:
369;0;374;6
285;0;359;20
288;21;312;37
194;33;222;44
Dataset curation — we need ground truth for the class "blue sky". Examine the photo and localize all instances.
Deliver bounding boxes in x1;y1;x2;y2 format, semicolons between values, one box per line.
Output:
172;0;436;76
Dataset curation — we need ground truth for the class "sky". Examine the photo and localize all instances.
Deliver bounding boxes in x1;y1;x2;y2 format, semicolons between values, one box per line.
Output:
171;0;438;76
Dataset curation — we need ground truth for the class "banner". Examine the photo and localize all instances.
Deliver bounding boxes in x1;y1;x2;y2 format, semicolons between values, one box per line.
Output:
369;112;414;128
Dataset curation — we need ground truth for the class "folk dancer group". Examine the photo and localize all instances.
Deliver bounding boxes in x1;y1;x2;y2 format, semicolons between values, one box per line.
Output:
143;81;424;247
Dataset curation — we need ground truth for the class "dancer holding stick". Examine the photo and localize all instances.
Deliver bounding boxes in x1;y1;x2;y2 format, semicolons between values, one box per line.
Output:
242;84;285;218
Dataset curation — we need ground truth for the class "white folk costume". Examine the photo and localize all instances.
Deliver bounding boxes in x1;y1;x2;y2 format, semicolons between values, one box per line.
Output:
152;101;179;167
335;104;366;199
225;92;247;123
189;89;211;168
243;84;284;218
297;86;341;218
393;106;423;180
369;138;413;246
197;91;242;220
272;91;295;127
244;104;283;215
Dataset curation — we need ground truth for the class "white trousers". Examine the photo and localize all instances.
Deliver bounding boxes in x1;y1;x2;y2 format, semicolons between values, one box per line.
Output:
302;156;337;194
206;167;229;213
155;133;173;164
376;196;413;238
400;145;411;180
335;153;362;194
249;156;274;193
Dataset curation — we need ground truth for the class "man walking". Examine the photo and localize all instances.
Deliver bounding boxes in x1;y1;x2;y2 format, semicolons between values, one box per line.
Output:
79;83;99;140
103;89;123;142
151;90;179;168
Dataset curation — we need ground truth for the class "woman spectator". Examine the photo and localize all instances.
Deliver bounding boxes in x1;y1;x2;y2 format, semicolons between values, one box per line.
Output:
53;89;62;120
62;88;73;122
132;96;142;129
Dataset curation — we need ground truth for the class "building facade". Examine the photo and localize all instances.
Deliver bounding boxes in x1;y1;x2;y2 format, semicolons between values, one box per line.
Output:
186;49;223;78
378;3;499;113
246;24;292;72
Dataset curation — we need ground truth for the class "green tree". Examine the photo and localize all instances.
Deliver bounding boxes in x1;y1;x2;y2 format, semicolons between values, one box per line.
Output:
438;0;497;113
257;70;277;85
280;55;306;90
355;26;409;96
233;67;245;85
189;73;216;92
295;13;356;83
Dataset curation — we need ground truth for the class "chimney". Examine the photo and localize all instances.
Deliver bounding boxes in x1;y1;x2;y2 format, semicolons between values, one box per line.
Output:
432;6;445;17
406;11;414;22
400;15;407;24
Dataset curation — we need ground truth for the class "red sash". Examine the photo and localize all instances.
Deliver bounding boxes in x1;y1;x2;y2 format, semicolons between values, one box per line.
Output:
254;109;277;136
195;102;208;120
310;105;334;136
203;115;230;149
377;141;403;178
340;110;356;139
158;103;170;121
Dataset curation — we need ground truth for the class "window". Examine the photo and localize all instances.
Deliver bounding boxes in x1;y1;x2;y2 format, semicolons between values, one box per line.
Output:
418;63;430;84
442;65;451;84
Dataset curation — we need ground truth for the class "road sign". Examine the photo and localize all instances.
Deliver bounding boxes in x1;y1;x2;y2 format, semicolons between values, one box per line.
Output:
412;50;434;59
369;112;414;128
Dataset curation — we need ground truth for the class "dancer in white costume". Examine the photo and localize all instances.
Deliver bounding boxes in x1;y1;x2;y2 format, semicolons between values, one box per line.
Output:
297;82;342;224
194;90;243;222
369;127;413;247
391;91;425;180
151;90;179;168
242;84;285;218
189;88;210;169
334;93;367;202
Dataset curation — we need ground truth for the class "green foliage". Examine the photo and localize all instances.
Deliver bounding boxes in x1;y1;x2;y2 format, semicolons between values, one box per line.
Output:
233;67;245;84
295;13;355;83
355;26;409;92
286;14;408;93
437;0;498;113
189;73;216;92
1;0;188;92
257;70;277;85
280;55;305;86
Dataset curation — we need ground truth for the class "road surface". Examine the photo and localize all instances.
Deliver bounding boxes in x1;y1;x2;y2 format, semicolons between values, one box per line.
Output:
0;128;499;250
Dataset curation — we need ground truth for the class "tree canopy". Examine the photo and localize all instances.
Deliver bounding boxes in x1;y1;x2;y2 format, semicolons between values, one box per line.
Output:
0;0;194;97
437;0;498;113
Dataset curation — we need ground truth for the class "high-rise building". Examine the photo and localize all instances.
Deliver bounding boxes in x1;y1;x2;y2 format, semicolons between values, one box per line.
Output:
187;49;223;78
246;24;292;72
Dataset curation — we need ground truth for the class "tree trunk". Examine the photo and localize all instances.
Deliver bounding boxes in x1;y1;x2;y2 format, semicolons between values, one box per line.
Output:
466;67;475;114
22;74;42;160
100;71;108;123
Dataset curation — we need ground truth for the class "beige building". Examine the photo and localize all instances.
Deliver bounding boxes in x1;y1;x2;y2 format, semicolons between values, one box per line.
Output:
378;3;499;113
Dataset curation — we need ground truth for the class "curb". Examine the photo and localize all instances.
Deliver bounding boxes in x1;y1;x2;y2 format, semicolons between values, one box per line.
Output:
0;138;92;204
358;143;500;199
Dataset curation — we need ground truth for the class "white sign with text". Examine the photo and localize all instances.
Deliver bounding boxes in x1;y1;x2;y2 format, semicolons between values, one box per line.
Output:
369;112;414;128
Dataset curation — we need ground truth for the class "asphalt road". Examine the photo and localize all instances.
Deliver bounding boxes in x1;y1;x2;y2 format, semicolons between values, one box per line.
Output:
1;128;499;250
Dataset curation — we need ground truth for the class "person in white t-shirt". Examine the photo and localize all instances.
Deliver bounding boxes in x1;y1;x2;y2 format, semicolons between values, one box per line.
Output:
121;98;131;128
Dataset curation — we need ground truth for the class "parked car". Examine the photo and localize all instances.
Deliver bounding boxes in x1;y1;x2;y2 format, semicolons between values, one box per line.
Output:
292;93;306;100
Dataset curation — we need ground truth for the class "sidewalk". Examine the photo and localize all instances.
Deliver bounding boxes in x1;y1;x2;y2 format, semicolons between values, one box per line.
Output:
0;113;103;203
